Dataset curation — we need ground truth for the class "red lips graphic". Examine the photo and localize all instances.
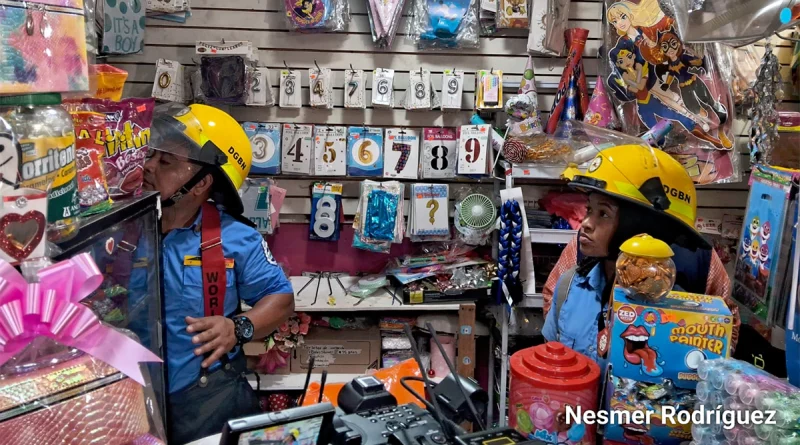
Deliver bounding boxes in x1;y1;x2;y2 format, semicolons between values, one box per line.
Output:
621;325;658;372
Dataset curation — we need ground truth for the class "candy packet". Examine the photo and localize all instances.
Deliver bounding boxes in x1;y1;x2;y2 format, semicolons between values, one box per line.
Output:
71;111;113;215
66;98;155;198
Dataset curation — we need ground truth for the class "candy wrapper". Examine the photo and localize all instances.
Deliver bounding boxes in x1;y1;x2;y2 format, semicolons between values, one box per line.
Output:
603;0;738;184
71;111;113;215
64;98;155;198
0;253;165;445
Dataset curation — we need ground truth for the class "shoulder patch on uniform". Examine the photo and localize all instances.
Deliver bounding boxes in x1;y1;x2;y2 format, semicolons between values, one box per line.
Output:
262;239;277;265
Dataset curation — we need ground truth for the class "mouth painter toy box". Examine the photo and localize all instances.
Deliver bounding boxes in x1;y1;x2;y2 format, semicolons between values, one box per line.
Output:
610;287;733;389
603;374;695;445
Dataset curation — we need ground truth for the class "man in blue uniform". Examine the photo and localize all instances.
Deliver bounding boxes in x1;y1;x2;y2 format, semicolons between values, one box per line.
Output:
143;103;294;444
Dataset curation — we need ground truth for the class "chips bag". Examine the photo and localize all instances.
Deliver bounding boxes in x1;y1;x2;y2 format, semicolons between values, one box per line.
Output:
602;0;739;184
71;111;113;215
67;98;155;198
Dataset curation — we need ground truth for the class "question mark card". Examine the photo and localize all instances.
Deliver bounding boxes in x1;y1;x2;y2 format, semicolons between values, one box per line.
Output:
383;128;420;180
243;122;281;174
372;68;395;108
314;126;347;176
441;70;464;111
422;128;457;179
410;183;449;238
344;69;366;109
457;124;491;175
281;124;314;174
346;127;384;177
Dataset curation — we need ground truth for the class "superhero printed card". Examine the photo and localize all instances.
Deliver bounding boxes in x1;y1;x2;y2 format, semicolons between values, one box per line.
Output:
610;287;733;390
602;0;738;184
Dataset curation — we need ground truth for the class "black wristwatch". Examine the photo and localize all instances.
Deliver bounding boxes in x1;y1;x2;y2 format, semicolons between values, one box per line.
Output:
233;315;255;346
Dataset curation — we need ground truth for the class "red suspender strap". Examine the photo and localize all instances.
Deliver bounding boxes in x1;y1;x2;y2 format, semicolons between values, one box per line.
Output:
201;202;226;317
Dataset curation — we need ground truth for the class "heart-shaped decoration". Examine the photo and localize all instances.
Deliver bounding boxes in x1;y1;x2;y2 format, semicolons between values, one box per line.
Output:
105;237;115;255
0;210;46;261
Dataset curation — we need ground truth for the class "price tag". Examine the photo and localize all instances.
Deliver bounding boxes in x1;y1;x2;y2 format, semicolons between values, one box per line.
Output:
457;125;491;175
314;126;347;176
383;128;420;180
422;128;457;179
281;124;313;174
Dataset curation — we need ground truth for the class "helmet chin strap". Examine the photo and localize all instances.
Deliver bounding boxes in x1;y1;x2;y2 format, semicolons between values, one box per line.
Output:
160;166;211;209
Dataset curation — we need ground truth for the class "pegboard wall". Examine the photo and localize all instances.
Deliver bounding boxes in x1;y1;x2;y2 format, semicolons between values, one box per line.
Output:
110;0;800;224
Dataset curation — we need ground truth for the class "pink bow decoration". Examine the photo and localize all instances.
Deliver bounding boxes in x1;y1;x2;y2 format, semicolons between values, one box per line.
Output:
0;253;162;386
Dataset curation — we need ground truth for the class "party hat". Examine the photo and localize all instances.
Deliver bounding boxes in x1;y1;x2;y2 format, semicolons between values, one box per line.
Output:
561;72;580;121
546;28;589;133
583;76;619;129
518;55;543;129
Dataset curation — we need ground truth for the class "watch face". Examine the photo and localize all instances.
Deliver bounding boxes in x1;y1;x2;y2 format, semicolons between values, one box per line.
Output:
236;317;254;342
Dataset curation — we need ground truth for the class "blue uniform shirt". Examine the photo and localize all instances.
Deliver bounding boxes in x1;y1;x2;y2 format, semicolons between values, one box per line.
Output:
163;207;293;393
542;263;609;375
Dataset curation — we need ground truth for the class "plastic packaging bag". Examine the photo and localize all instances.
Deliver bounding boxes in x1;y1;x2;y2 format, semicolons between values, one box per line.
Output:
408;0;480;49
664;0;794;46
366;0;407;47
353;180;405;253
300;358;427;408
71;111;113;215
602;0;738;184
284;0;350;32
64;98;155;197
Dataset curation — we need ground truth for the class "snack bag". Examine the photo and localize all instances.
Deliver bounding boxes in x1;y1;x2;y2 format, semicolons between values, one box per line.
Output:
602;0;738;184
77;98;155;197
71;111;113;215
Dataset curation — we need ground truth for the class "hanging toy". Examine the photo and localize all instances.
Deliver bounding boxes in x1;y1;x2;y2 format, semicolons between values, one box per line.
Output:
747;44;783;166
497;200;523;306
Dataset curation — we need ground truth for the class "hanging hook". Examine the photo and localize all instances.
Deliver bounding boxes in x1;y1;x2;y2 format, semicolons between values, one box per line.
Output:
284;60;290;70
314;60;321;71
490;67;494;74
350;63;355;71
420;67;423;76
221;38;226;44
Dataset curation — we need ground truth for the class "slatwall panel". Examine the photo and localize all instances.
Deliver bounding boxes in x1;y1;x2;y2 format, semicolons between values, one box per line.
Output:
109;0;800;222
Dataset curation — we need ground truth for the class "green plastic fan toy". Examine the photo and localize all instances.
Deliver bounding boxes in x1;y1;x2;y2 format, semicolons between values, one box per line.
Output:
459;194;496;230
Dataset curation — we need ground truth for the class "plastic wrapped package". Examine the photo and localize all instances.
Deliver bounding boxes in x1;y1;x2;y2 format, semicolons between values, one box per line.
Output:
664;0;795;46
63;98;155;198
602;0;739;184
352;180;405;253
285;0;350;32
730;45;761;106
0;0;89;94
367;0;407;47
0;253;165;444
408;0;480;49
71;111;113;215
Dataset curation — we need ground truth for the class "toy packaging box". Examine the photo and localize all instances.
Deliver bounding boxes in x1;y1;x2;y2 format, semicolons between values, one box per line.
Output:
603;375;695;445
733;167;798;326
610;287;733;389
243;122;281;174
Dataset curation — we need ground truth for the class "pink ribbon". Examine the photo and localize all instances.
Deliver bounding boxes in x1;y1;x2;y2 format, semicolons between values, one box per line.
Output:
0;253;162;386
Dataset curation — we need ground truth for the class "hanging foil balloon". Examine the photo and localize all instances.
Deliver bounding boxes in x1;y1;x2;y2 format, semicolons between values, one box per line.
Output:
546;28;590;134
583;76;619;130
748;45;783;166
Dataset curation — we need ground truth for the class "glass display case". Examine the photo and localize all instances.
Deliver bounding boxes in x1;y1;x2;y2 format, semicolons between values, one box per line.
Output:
54;192;167;424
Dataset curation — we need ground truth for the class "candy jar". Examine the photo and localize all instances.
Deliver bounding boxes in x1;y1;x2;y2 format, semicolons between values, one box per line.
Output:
616;234;676;303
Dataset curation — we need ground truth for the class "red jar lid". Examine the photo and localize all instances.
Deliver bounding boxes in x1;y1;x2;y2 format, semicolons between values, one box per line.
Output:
510;342;600;391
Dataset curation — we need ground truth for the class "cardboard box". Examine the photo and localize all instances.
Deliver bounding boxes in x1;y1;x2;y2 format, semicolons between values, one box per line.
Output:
291;327;381;374
242;340;290;375
603;374;694;445
610;287;733;389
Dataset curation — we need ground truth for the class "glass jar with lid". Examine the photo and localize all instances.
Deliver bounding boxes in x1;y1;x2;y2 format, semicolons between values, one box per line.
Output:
0;93;80;243
616;234;677;303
